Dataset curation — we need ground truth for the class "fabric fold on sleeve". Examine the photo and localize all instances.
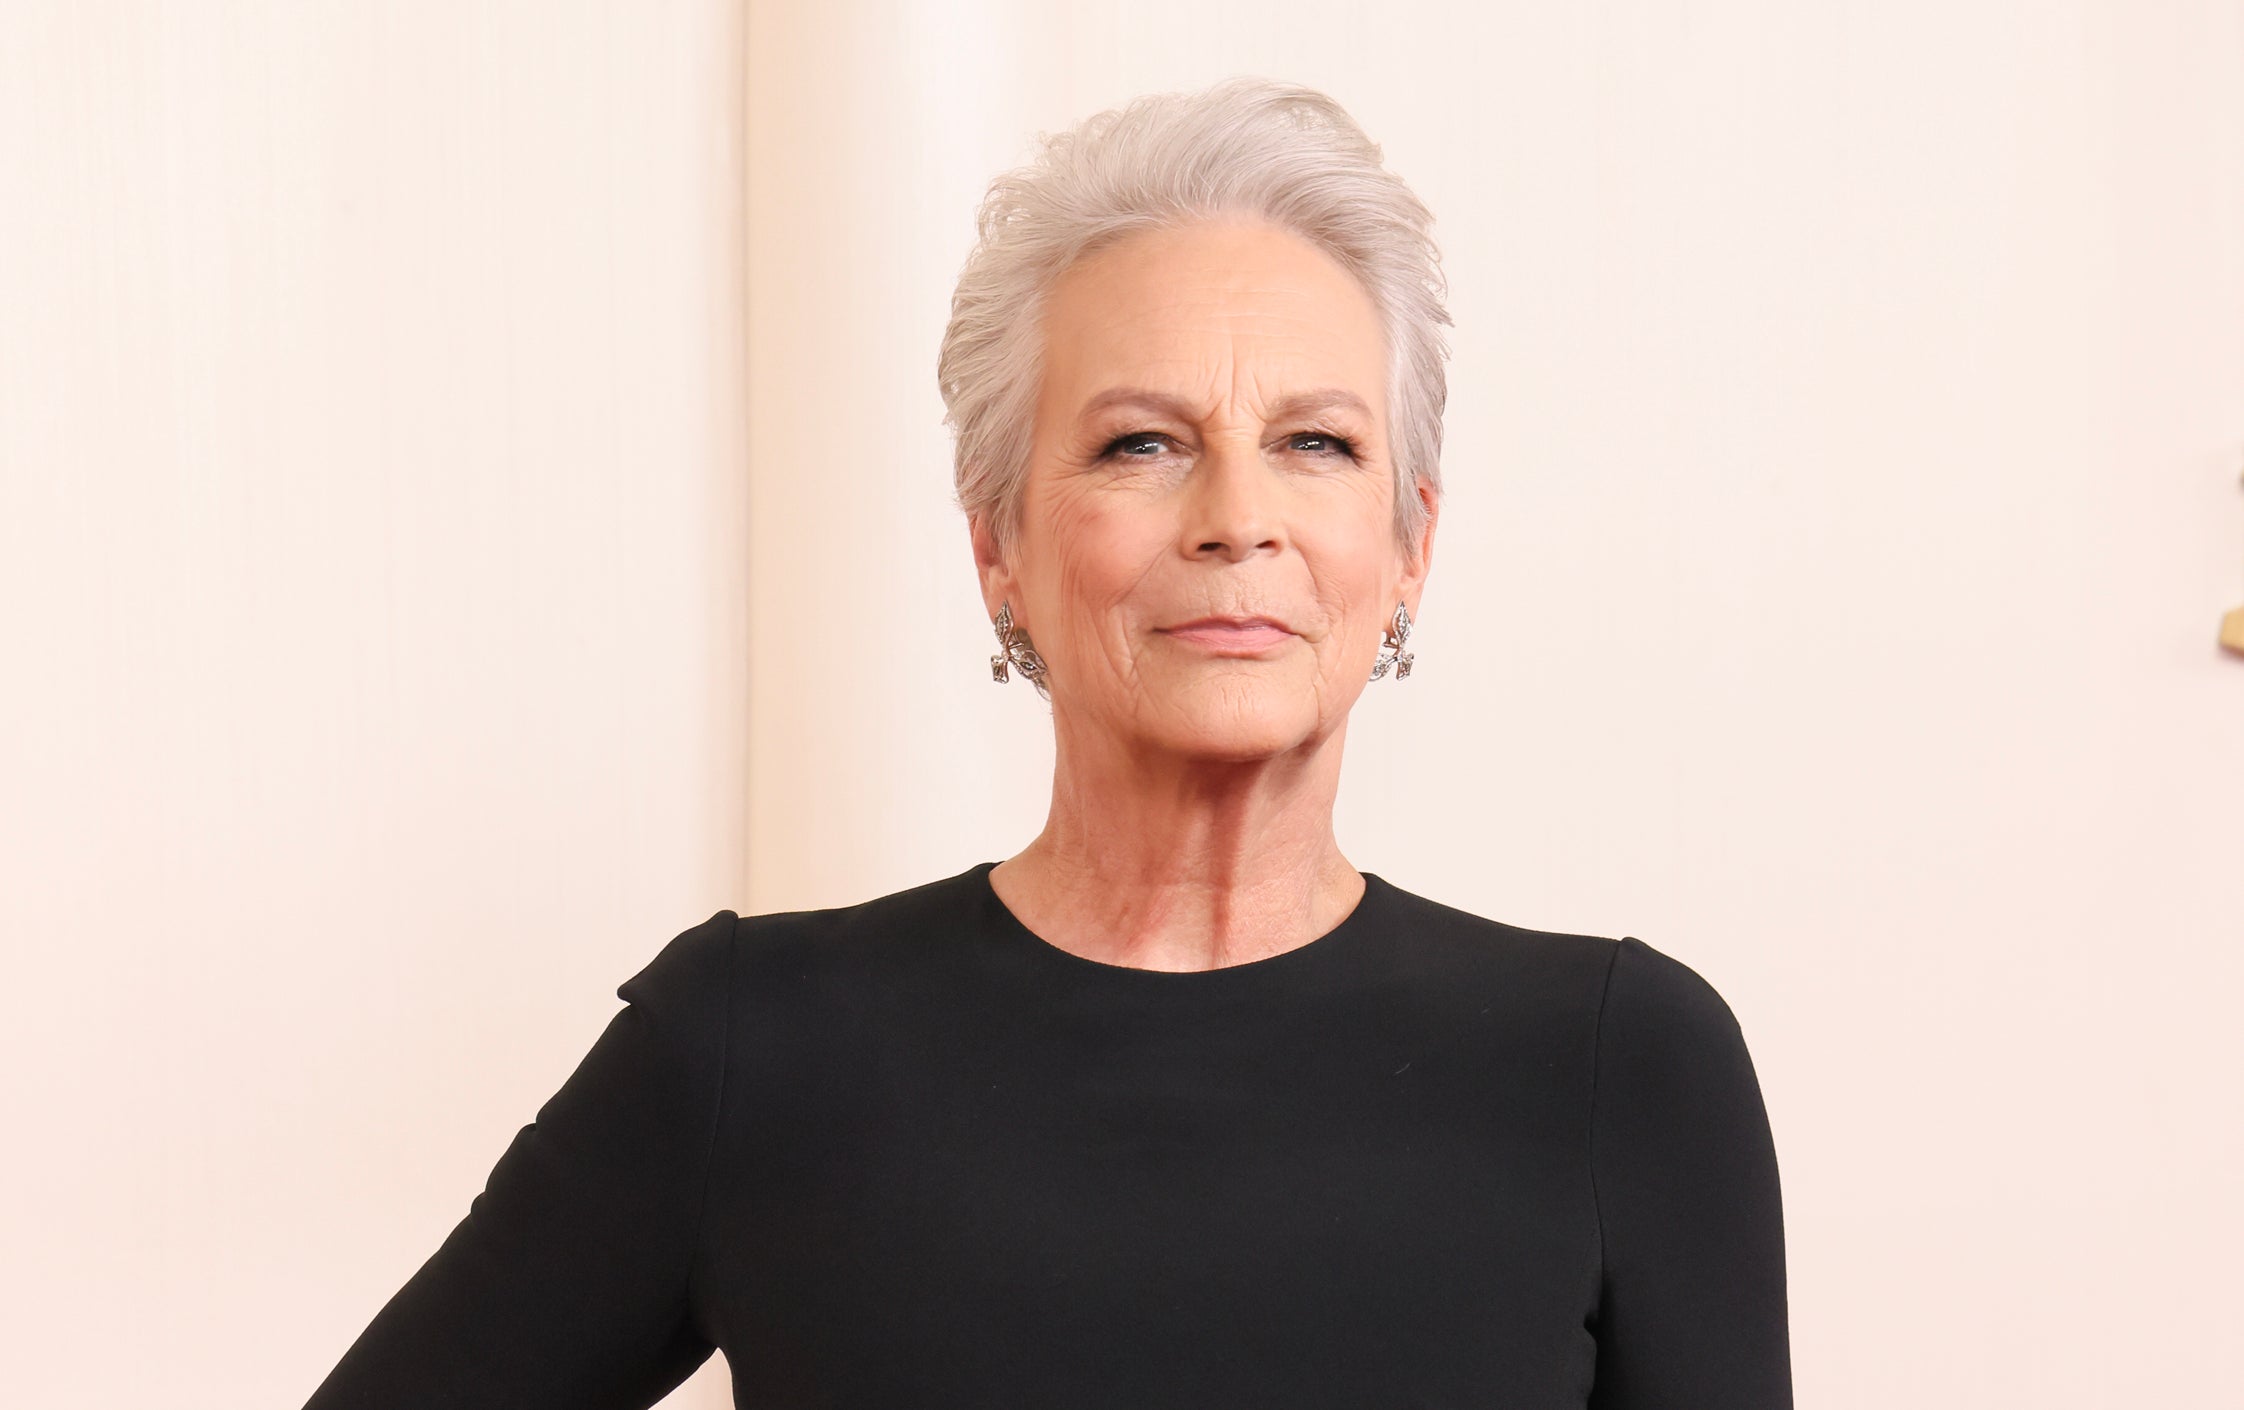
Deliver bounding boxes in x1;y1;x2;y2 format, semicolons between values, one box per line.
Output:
301;908;738;1410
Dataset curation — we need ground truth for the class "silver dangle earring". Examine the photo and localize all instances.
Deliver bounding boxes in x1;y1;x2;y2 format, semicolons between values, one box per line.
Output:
1369;602;1415;681
989;602;1048;693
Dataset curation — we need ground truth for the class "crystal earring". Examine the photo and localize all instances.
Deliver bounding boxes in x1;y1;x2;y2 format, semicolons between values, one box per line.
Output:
989;602;1048;691
1369;602;1414;681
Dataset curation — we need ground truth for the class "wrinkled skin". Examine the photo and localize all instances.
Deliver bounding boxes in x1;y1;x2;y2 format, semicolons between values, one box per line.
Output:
972;214;1438;970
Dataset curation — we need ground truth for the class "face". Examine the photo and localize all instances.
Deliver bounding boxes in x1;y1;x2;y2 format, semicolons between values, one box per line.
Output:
973;215;1437;763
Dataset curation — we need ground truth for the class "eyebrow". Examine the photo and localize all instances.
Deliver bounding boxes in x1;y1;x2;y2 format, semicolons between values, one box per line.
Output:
1074;386;1374;425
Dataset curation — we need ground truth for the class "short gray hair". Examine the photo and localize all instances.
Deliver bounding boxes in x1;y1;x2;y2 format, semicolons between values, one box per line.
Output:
937;76;1451;563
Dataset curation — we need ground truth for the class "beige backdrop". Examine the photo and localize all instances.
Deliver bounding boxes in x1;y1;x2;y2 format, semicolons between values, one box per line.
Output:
0;2;749;1406
4;3;2241;1408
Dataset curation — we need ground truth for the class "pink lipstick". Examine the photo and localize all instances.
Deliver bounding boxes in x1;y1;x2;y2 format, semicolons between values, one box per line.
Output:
1158;616;1295;655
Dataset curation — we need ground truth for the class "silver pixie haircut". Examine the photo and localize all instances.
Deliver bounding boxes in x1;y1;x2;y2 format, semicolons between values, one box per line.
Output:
937;76;1451;563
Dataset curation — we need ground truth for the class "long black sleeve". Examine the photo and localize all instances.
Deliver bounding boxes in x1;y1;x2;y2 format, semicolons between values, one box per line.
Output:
301;910;737;1410
297;865;1795;1406
1587;936;1794;1408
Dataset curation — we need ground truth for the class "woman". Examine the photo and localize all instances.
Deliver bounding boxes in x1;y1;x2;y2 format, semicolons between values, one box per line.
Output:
305;77;1791;1409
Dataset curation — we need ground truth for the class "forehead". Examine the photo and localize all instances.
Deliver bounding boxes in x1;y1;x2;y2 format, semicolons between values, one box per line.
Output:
1036;218;1388;422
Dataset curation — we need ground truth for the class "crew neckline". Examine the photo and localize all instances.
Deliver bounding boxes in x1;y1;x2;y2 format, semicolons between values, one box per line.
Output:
971;859;1389;982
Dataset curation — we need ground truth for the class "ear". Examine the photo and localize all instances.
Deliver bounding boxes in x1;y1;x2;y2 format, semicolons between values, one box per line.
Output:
1397;477;1439;619
969;510;1018;621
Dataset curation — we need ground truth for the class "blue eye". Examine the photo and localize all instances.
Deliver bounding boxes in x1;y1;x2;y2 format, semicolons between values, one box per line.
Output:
1100;433;1169;458
1097;430;1357;460
1292;432;1356;457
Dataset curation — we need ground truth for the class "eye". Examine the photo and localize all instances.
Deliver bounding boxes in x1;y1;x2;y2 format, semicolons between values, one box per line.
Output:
1099;432;1172;459
1288;430;1357;458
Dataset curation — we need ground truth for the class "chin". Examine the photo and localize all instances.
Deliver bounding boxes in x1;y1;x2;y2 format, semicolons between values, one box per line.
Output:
1155;691;1326;762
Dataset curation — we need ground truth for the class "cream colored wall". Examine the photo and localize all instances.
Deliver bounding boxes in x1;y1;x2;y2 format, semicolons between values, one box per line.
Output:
6;3;2239;1407
1;3;745;1407
747;3;2244;1407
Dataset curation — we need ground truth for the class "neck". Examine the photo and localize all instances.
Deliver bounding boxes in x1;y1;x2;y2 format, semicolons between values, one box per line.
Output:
990;712;1365;972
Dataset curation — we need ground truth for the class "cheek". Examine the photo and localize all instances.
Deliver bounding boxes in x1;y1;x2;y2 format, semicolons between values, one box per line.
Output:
1035;491;1163;635
1304;529;1401;631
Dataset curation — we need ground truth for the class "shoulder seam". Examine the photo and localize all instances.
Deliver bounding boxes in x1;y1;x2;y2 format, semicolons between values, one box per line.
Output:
1586;935;1627;1304
682;911;737;1313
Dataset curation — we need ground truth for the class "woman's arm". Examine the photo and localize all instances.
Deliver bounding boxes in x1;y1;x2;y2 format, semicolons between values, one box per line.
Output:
301;910;737;1410
1586;936;1794;1409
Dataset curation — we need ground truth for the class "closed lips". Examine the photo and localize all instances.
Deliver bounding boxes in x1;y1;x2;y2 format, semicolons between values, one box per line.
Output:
1161;616;1292;633
1159;617;1295;651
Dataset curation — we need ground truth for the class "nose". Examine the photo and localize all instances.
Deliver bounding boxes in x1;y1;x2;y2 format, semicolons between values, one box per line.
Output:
1180;434;1284;562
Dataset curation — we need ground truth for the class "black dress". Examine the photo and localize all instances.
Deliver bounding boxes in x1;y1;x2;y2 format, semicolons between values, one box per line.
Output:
303;861;1792;1408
